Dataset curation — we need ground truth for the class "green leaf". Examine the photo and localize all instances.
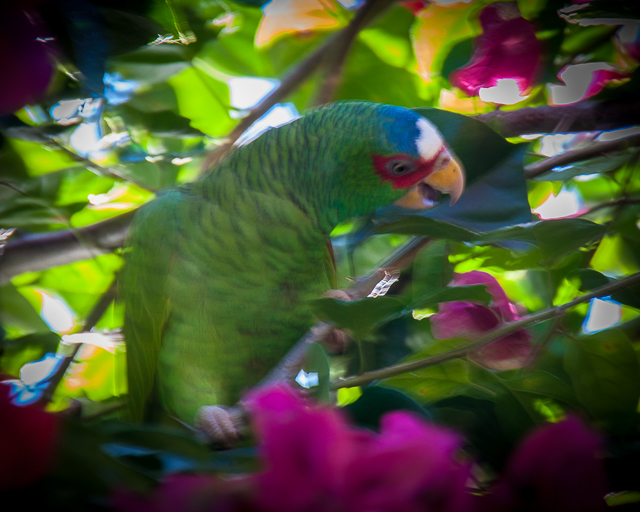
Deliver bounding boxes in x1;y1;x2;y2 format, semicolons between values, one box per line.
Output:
345;386;430;431
499;370;579;410
310;296;406;338
0;283;50;334
412;240;452;300
376;216;480;241
300;342;330;402
0;331;60;377
410;284;491;310
564;329;640;431
167;66;234;137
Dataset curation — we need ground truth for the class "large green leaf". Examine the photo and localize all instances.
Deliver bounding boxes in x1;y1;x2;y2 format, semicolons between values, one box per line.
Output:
564;329;640;431
411;240;452;300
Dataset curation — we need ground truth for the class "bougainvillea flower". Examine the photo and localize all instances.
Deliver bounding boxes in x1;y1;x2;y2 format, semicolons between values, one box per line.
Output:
549;63;629;106
430;271;532;370
246;384;471;512
0;7;54;115
479;416;607;512
449;2;541;104
0;382;59;489
114;473;253;512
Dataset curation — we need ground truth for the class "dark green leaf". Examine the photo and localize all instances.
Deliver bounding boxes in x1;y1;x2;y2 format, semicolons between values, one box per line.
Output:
310;296;406;338
0;331;60;377
345;386;431;431
564;329;640;431
300;342;331;402
410;284;491;310
412;240;452;300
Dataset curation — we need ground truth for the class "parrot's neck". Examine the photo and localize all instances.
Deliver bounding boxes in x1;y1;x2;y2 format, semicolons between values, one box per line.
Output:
196;110;384;235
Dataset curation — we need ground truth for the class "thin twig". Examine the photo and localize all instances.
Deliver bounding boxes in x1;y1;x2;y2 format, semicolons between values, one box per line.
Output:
581;197;640;216
329;271;640;389
314;0;396;105
38;277;119;405
523;133;640;179
475;100;640;138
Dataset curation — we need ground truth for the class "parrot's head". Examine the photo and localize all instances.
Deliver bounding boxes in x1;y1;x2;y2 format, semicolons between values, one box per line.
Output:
324;103;465;217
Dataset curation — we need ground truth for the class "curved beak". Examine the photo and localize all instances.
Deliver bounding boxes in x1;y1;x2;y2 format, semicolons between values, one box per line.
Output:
395;156;465;210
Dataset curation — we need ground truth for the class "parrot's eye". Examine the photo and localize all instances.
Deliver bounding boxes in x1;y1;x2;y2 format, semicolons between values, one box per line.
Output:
387;160;414;176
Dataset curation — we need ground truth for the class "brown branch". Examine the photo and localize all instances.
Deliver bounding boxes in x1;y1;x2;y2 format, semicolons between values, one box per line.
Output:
330;271;640;389
314;0;396;105
524;133;640;179
0;210;135;284
475;99;640;138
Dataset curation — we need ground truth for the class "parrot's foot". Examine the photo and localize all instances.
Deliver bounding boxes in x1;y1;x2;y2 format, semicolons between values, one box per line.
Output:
195;405;246;447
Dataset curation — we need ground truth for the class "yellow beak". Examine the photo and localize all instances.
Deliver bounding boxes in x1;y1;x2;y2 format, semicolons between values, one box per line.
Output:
395;156;465;210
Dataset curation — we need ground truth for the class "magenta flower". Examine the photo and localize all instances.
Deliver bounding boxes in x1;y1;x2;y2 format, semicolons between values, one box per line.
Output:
246;384;472;512
449;2;541;104
0;6;54;115
0;382;59;490
430;271;532;370
549;63;629;105
479;416;607;512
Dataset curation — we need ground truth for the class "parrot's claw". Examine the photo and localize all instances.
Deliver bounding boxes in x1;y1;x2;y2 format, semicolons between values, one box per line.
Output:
195;405;246;447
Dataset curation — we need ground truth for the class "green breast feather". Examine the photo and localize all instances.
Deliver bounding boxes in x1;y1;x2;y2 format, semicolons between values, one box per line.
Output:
121;102;464;425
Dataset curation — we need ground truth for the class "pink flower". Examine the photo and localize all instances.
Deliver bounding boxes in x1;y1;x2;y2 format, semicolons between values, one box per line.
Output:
549;63;629;105
0;6;54;115
0;382;59;489
480;416;607;512
113;474;252;512
246;384;472;512
430;271;532;370
449;2;541;103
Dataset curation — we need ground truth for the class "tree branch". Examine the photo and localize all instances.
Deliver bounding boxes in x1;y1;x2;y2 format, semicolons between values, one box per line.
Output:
329;271;640;389
524;133;640;179
475;99;640;138
0;210;135;284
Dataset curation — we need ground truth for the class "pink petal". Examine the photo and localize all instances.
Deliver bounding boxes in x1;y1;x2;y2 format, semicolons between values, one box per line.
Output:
469;329;532;370
343;412;470;512
449;2;541;99
0;383;59;490
0;9;54;115
483;416;607;512
431;303;499;340
550;63;629;105
246;385;354;511
451;271;515;321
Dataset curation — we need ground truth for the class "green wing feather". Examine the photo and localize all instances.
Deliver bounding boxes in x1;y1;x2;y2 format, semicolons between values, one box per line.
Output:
120;190;182;422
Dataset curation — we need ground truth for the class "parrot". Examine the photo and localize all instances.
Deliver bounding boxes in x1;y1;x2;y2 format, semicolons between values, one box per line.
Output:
120;102;464;438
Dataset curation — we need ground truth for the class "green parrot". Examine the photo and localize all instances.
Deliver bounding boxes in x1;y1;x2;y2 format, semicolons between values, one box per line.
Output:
121;102;464;436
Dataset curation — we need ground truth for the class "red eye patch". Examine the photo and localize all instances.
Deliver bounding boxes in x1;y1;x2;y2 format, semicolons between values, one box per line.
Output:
372;154;436;190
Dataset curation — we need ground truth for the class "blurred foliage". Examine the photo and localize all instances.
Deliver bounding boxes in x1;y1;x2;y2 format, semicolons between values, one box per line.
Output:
1;0;640;508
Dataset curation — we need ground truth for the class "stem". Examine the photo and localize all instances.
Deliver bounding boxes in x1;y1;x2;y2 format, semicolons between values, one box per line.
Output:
330;271;640;389
314;0;395;105
38;277;119;405
524;133;640;179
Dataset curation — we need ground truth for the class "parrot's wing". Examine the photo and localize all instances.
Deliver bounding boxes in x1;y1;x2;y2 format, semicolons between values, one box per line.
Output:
120;191;182;422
